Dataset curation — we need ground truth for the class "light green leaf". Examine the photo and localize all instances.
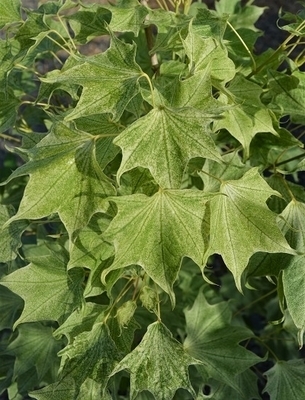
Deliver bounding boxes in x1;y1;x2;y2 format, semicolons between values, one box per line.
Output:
106;0;148;36
0;0;21;28
205;168;295;291
0;204;27;262
214;74;277;158
103;190;212;302
115;106;221;188
192;7;228;40
7;322;62;381
263;360;305;399
68;213;114;270
278;200;305;252
199;152;250;193
42;34;144;121
111;321;198;400
59;322;122;394
3;120;116;239
53;303;107;343
0;250;84;327
183;28;235;83
30;377;76;400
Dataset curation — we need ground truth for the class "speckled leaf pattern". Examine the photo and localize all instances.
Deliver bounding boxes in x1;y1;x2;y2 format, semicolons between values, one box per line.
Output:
0;251;84;327
205;168;295;290
102;190;212;302
115;106;222;188
110;321;198;400
3;121;115;239
42;33;144;121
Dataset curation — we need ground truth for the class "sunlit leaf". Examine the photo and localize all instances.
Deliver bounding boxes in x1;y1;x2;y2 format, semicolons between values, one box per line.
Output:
111;321;198;400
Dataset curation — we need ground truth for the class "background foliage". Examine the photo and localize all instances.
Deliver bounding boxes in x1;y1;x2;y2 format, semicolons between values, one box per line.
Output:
1;0;305;399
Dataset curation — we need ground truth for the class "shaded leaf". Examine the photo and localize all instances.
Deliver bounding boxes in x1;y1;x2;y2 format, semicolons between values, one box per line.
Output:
0;204;27;262
263;360;305;399
7;322;62;381
0;0;21;28
0;250;84;327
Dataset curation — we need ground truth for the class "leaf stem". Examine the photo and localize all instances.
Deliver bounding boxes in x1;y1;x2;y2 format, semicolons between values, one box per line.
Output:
141;72;156;108
142;0;159;73
0;133;21;143
233;288;277;317
255;336;280;362
226;20;256;72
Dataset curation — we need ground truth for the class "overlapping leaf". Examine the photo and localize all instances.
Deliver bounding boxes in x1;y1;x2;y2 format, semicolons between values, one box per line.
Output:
278;200;305;345
0;250;84;327
214;74;277;157
105;0;148;36
7;323;62;382
183;291;261;390
42;34;144;121
110;321;198;400
205;168;295;290
0;204;27;262
102;189;212;301
115;106;222;188
3;120;116;239
0;0;21;28
263;360;305;399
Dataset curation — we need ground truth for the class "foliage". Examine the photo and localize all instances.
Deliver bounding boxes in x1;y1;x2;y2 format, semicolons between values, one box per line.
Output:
1;0;305;398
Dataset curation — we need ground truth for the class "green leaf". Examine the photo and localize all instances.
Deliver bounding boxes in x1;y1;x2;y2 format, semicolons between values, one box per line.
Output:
183;291;261;389
263;360;305;399
58;322;122;396
111;321;198;400
106;0;148;36
206;370;260;400
0;250;84;327
42;34;144;121
183;28;235;83
0;285;23;330
7;322;62;381
3;120;116;239
205;168;295;290
67;5;110;43
0;91;19;133
0;204;27;262
214;74;277;158
0;0;21;28
103;189;212;302
115;106;221;188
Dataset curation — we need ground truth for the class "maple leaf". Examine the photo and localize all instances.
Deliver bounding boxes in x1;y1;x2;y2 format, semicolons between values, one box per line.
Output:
2;120;116;240
7;323;62;382
115;106;222;189
183;291;261;390
205;168;295;291
213;74;278;158
0;249;84;327
42;33;144;121
0;204;27;262
110;321;198;400
263;360;305;399
102;189;212;302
